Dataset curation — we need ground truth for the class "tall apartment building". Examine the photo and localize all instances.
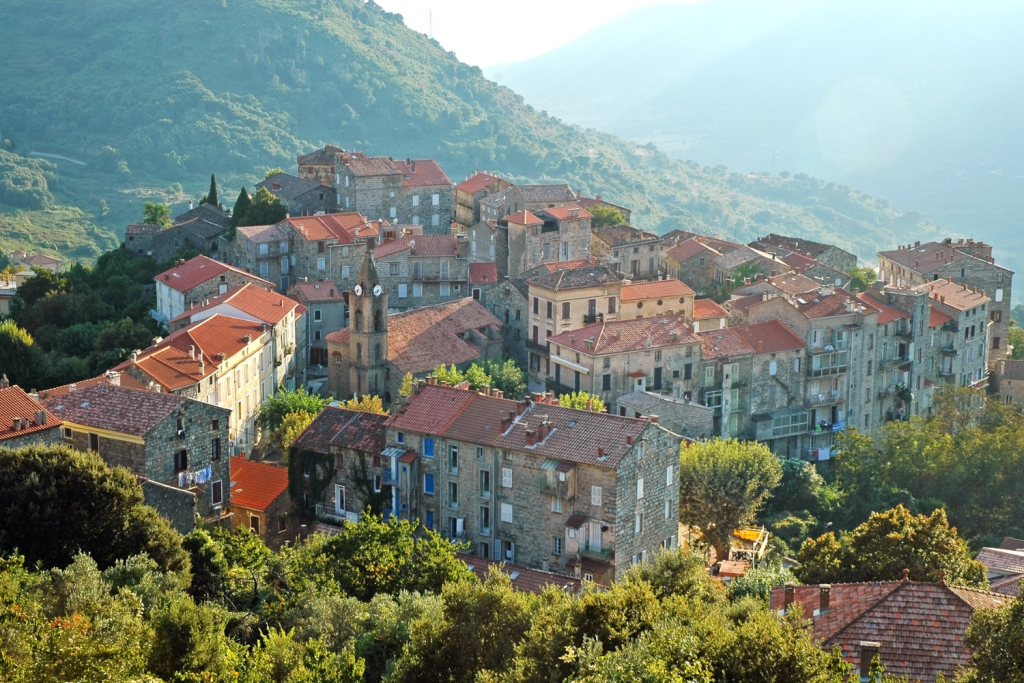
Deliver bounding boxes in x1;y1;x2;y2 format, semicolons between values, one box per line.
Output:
878;239;1012;363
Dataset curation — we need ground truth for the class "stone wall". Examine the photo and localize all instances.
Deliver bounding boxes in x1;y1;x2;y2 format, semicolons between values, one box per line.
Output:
182;269;273;309
376;249;471;311
0;425;62;450
141;478;197;534
283;186;338;217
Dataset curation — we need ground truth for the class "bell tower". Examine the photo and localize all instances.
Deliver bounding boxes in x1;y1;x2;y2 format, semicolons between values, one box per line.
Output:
347;247;389;399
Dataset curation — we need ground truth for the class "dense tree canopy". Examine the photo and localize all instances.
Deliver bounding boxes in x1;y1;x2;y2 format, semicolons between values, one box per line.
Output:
237;187;287;227
587;204;627;228
142;201;171;228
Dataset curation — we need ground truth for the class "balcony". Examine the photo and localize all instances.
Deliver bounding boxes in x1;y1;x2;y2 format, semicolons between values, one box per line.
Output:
382;472;400;487
583;312;604;325
939;367;955;377
939;344;958;356
315;504;359;525
540;477;570;499
805;392;845;408
526;339;549;353
943;320;960;332
580;545;613;561
880;355;911;370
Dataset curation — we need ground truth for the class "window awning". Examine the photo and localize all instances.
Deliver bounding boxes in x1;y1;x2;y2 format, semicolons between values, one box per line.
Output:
551;355;589;374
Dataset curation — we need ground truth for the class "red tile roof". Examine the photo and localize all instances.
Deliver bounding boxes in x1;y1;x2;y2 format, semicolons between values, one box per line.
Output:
576;195;630;214
170;283;304;327
230;457;289;511
1001;537;1024;551
664;238;720;264
506;210;542;225
976;547;1024;575
284;213;374;243
540;257;599;272
730;320;805;353
768;273;821;296
374;234;460;259
693;298;728;319
879;241;969;272
929;307;953;328
455;172;504;195
989;573;1023;597
156;255;273;293
856;293;910;325
0;384;60;441
290;407;388;455
37;373;149;400
463;555;582;594
728;292;773;317
469;262;498;285
236;224;287;243
698;329;754;360
288;281;345;303
327;299;502;376
42;383;188;436
916;279;992;311
539;205;592;221
393;159;451;188
548;316;698;356
620;278;695;301
346;156;400;177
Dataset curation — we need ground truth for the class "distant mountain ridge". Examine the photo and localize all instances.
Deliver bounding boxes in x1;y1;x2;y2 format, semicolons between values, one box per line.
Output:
488;0;1024;277
0;0;942;265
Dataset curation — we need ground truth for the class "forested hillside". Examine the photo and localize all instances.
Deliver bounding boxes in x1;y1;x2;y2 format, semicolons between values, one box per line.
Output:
0;0;938;263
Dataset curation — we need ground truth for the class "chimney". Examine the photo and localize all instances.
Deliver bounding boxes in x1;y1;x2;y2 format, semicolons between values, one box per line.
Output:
626;435;634;445
480;385;491;397
758;340;764;352
650;415;659;424
243;334;252;343
427;376;438;385
859;642;881;681
69;383;77;392
537;421;549;442
13;418;21;431
189;200;194;210
525;430;537;447
199;358;205;375
586;399;593;411
597;447;605;459
784;583;795;610
105;371;120;386
533;392;545;403
0;374;7;390
189;345;196;360
493;389;503;399
819;584;831;613
35;409;47;426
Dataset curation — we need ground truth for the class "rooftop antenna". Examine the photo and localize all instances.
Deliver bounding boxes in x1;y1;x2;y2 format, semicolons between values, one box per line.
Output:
429;8;433;40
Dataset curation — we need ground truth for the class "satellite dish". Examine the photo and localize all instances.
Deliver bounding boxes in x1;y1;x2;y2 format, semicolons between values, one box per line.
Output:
373;284;382;297
354;284;363;296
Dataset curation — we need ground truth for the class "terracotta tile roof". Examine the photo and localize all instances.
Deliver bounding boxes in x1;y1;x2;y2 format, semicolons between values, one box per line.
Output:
346;156;400;177
283;213;373;243
1003;537;1024;551
783;288;869;319
770;581;1008;683
237;224;287;243
779;250;822;272
463;555;582;594
698;329;754;360
125;223;162;235
664;238;716;264
256;172;323;199
469;262;498;285
715;244;786;272
730;320;805;353
538;205;592;221
374;234;460;259
768;273;821;296
230;457;289;511
916;279;992;311
976;547;1024;575
506;210;542;225
929;307;953;328
528;264;620;292
539;257;599;272
620;279;695;301
170;283;303;327
288;281;345;303
393;159;451;188
37;373;149;400
879;242;968;272
989;573;1023;597
727;292;772;317
592;224;656;247
384;384;478;436
548;316;698;356
156;255;273;294
0;384;60;441
455;172;504;194
291;407;388;455
515;184;576;204
43;383;187;436
693;298;728;319
327;299;502;376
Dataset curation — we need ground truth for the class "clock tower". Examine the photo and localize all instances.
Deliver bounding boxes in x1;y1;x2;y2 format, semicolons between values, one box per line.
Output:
347;247;389;400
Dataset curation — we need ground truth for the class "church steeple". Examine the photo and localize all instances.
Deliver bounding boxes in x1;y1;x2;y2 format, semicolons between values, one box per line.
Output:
346;245;389;401
357;246;380;287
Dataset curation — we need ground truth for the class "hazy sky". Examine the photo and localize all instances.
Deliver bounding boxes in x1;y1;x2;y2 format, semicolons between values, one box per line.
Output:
374;0;695;67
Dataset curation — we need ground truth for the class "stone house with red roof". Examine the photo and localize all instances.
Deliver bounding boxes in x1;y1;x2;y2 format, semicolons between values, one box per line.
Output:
373;233;470;310
592;225;661;279
467;219;501;267
221;223;291;292
659;238;721;297
913;279;992;391
277;213;380;292
383;383;683;584
500;206;595;279
289;281;347;369
620;279;696;321
506;183;578;215
229;456;297;550
454;172;513;232
751;233;857;273
691;298;729;332
154;255;275;323
770;579;1007;683
0;378;61;449
43;383;232;522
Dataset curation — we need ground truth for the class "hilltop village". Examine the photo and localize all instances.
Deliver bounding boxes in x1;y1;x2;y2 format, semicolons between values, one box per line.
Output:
3;145;1022;682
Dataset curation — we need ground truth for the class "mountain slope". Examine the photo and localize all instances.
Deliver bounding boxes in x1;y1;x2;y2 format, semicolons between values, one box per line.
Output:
487;0;1024;275
0;0;939;263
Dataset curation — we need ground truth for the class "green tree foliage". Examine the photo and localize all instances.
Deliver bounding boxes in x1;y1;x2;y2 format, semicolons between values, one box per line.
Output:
148;598;231;680
230;185;251;234
960;594;1024;683
142;201;171;228
87;317;154;373
846;266;878;292
481;358;528;399
728;563;799;602
430;362;466;386
795;505;987;588
273;410;316;451
237;187;287;227
0;318;48;388
399;371;415;396
201;172;218;207
558;391;607;412
340;394;388;414
587;204;627;228
265;167;286;179
1009;319;1024;360
257;386;328;434
678;439;783;562
0;445;189;573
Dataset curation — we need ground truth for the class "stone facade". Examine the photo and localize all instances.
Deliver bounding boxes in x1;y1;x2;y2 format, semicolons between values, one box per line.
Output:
506;184;578;215
141;478;197;535
995;360;1024;407
219;224;292;293
616;391;714;441
289;282;348;368
480;278;530;369
127;217;228;264
504;208;594;278
154;255;274;323
751;233;858;273
659;239;721;297
257;173;338;217
453;173;514;232
374;235;470;311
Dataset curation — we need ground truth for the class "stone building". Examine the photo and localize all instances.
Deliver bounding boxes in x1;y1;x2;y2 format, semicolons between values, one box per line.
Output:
501;207;594;278
479;188;513;225
229;456;297;550
619;279;695;321
691;299;729;332
174;202;231;230
577;194;632;224
915;279;992;390
592;225;661;279
220;223;291;292
289;406;389;524
695;328;755;440
751;233;857;273
506;183;578;214
0;379;61;449
467;220;501;266
878;239;1012;363
713;245;792;297
126;217;228;263
453;172;513;232
615;391;713;441
469;262;499;303
482;277;531;369
43;383;232;520
289;282;347;368
659;238;721;297
382;383;683;584
296;145;351;185
373;234;470;311
256;173;337;217
153;255;274;323
778;251;852;289
334;155;402;219
326;153;452;229
996;360;1024;407
392;158;453;231
546;315;703;406
278;213;379;292
526;263;623;382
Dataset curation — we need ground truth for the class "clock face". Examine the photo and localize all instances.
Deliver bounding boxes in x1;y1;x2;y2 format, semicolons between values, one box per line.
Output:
353;284;363;297
373;284;382;297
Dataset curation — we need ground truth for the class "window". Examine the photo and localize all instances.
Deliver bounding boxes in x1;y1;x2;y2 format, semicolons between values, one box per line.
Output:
684;363;693;380
552;537;562;555
666;464;674;486
398;283;408;298
500;503;513;522
432;214;440;227
63;427;72;439
476;445;484;460
341;265;350;278
551;496;563;513
634;512;644;534
424;474;435;495
313;309;322;322
602;374;612;391
440;282;451;297
373;475;382;493
259;242;269;256
533;297;540;315
250;516;261;534
448;482;459;509
654;350;662;362
480;506;491;534
562;302;571;320
281;240;289;254
413;283;423;297
502;467;512;488
703;365;715;387
212;481;223;505
665;499;671;519
426;511;435;529
317;258;326;271
279;517;287;533
389;207;397;218
212;437;222;460
412;195;419;206
317;241;325;253
432;193;440;205
174;450;188;473
449;445;459;474
424;437;435;457
389;262;399;276
480;469;491;498
591;485;602;506
546;301;553;319
637;478;644;499
313;330;321;341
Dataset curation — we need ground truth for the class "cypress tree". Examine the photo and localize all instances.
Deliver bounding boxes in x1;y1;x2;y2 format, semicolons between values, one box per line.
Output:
207;173;218;207
229;186;250;237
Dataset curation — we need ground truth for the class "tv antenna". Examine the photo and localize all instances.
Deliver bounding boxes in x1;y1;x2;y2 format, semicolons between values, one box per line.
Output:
429;8;433;39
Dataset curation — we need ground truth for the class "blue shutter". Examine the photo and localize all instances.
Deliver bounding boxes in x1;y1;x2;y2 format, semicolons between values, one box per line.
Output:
424;437;435;457
426;511;435;529
424;473;435;495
